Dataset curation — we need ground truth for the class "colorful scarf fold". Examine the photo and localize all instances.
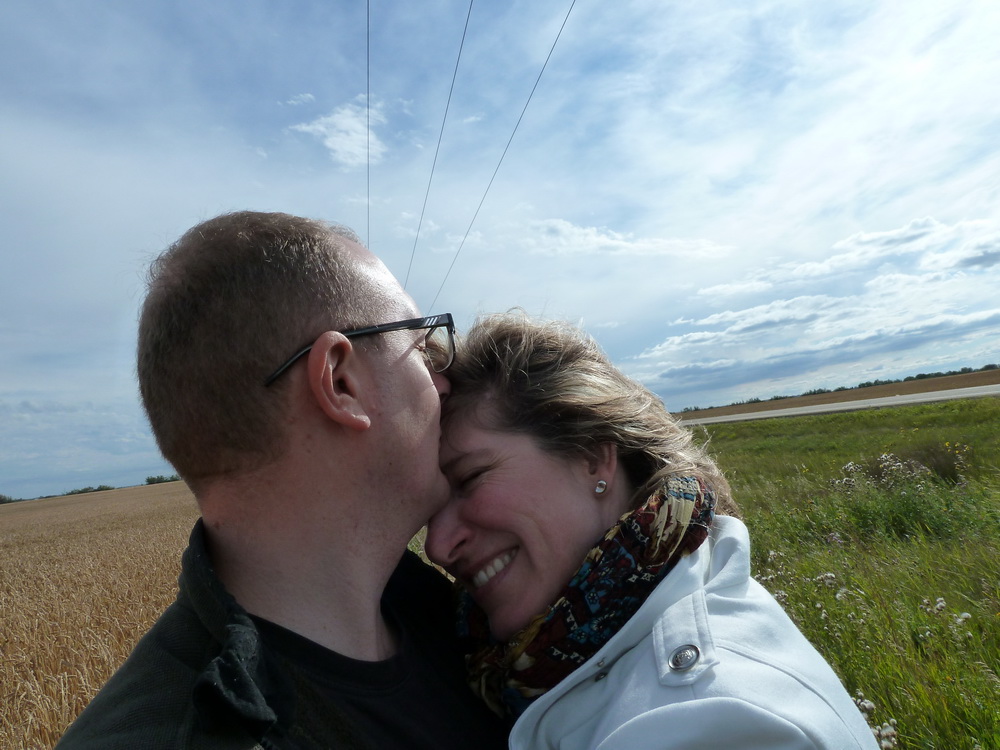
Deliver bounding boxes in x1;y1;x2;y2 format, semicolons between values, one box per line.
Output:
458;476;716;718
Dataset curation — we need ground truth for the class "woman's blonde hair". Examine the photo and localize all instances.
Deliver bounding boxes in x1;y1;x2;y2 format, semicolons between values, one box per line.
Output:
443;312;737;515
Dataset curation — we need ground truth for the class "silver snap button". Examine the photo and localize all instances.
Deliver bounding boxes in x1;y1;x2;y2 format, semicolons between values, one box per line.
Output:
668;644;700;671
594;671;608;682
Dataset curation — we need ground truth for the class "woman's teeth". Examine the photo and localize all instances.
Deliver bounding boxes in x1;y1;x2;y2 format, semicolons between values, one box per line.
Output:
473;550;515;588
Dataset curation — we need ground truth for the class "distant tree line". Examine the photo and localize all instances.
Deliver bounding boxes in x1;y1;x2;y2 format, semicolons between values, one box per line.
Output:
858;363;997;388
2;474;182;504
64;485;116;495
681;363;999;412
146;474;180;484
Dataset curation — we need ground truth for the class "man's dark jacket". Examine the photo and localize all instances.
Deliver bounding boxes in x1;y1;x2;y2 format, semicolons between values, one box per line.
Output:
56;521;475;749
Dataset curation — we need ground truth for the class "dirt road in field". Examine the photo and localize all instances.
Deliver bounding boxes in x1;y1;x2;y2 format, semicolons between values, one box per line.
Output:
678;369;1000;424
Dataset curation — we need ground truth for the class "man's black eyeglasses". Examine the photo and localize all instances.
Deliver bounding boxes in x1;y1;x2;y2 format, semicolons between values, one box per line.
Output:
263;313;456;387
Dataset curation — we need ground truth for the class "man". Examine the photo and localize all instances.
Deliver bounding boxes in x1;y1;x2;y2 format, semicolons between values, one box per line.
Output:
57;212;508;749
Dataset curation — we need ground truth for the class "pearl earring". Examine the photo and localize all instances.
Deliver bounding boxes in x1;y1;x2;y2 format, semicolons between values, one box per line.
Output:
594;480;607;494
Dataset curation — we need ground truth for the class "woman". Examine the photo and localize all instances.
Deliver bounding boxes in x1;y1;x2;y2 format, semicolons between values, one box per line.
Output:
425;313;877;750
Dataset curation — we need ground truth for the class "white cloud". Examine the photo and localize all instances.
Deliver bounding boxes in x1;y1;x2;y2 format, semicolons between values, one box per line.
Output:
285;93;315;106
623;211;1000;407
0;397;170;499
290;97;387;169
697;280;773;297
520;219;730;257
918;230;1000;272
692;218;999;298
694;295;841;332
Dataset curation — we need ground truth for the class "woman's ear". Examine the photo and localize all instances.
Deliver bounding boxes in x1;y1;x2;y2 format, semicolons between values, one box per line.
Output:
587;443;618;493
586;444;633;522
306;331;371;431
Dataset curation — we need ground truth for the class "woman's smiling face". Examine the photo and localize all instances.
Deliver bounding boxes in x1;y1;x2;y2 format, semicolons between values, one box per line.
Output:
424;409;624;641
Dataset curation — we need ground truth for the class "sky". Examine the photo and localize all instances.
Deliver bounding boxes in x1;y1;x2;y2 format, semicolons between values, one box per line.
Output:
2;0;999;499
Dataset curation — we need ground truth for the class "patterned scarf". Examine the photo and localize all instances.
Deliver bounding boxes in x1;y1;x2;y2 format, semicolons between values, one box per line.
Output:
458;476;716;718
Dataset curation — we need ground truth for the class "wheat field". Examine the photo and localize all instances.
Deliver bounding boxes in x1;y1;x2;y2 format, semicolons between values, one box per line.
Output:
0;484;199;749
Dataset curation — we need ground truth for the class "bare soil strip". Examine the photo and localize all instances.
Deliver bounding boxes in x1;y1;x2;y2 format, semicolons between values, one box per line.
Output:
678;369;1000;419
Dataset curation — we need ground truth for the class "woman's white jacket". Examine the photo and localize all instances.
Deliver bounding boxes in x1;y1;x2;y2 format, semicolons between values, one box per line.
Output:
508;516;878;750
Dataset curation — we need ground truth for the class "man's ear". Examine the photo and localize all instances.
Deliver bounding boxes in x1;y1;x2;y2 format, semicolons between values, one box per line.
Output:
306;331;371;431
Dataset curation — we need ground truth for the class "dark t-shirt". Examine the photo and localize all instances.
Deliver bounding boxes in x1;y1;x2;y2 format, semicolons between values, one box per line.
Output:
251;557;510;750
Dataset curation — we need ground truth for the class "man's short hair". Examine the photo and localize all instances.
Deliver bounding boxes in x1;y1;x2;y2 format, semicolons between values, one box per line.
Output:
137;211;385;486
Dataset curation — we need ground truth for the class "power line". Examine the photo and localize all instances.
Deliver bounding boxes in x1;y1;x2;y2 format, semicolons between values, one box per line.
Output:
403;0;476;290
366;0;371;249
428;0;578;312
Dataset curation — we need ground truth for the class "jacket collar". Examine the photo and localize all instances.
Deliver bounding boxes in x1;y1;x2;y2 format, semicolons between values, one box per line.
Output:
514;517;750;722
180;520;291;738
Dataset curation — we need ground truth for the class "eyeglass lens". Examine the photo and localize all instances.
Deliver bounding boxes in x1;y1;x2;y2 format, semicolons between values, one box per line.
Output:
424;326;454;372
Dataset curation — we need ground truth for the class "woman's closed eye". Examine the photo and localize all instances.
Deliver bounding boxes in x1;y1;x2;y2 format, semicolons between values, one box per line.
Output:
452;466;488;494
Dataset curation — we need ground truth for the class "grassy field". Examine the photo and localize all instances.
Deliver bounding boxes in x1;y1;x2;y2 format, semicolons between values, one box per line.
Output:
700;396;1000;748
2;396;998;748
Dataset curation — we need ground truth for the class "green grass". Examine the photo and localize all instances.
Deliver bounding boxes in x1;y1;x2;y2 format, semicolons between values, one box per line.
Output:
700;397;1000;748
